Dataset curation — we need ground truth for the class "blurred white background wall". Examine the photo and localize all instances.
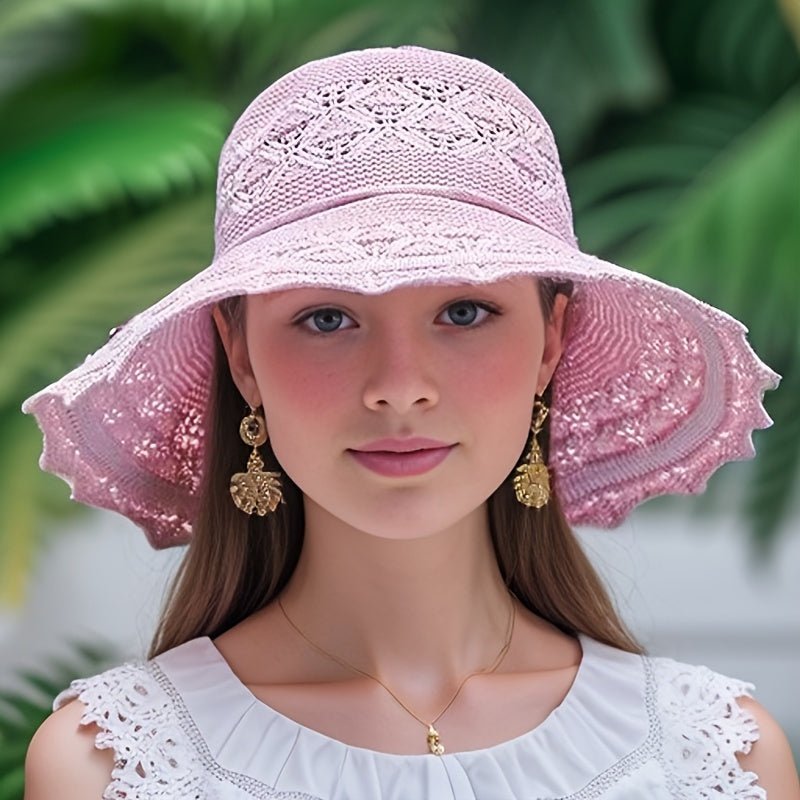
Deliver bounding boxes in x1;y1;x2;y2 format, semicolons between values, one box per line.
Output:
2;500;798;754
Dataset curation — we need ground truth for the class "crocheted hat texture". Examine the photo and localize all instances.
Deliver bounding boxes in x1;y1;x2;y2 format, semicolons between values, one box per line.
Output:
23;46;779;548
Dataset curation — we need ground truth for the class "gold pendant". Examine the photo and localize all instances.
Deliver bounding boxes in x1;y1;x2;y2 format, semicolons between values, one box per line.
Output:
427;724;445;755
513;461;550;508
230;450;283;515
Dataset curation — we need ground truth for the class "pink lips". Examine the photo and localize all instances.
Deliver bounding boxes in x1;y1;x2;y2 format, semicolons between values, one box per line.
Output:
349;437;455;477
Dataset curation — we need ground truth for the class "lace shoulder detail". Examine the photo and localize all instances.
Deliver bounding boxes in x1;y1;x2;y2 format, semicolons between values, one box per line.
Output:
55;661;215;800
651;657;764;799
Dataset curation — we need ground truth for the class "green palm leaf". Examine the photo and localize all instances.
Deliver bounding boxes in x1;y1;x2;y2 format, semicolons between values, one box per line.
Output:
618;94;800;341
0;194;214;407
568;95;760;254
461;0;665;160
0;0;276;41
229;0;471;102
0;90;227;248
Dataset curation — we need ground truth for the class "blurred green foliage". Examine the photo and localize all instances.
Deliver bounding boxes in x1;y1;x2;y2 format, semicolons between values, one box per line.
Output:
0;643;113;800
1;0;798;610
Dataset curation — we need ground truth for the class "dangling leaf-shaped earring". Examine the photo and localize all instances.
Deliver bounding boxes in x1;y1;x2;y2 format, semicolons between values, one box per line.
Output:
513;399;550;508
230;408;283;515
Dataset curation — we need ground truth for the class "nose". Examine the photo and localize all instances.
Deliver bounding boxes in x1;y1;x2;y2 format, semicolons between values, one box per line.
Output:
361;327;440;414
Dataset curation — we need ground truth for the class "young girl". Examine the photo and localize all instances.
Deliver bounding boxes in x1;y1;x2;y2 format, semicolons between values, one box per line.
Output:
23;47;798;798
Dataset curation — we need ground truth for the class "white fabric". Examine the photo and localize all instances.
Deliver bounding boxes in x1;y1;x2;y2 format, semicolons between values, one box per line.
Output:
55;635;765;799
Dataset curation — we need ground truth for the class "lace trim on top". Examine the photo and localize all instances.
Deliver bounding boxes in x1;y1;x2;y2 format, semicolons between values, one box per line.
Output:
55;663;213;800
55;662;320;800
54;637;765;800
653;659;764;799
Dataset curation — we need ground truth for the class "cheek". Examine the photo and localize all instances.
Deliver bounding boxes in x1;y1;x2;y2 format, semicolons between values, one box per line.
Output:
250;343;353;420
250;348;352;486
463;330;544;467
458;332;542;410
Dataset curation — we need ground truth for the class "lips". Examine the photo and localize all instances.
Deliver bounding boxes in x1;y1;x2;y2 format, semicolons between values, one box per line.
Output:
349;438;455;477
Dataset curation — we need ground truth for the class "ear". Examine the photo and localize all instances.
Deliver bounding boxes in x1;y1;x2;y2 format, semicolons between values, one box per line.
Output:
212;304;262;408
536;293;569;395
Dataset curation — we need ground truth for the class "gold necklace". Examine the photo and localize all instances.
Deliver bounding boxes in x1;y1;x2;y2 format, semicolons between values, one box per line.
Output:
277;594;516;755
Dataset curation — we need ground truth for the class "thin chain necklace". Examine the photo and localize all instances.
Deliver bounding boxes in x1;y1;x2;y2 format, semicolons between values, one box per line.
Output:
277;594;516;755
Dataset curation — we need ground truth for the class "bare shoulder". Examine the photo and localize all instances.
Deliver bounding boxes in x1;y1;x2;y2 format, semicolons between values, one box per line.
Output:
736;696;800;800
25;699;114;800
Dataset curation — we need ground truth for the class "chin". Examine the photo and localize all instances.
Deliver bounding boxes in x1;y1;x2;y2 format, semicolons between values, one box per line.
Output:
345;498;490;542
300;480;497;542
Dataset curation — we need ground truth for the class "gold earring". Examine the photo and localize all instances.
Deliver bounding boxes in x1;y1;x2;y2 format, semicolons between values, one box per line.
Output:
513;399;550;508
230;408;283;515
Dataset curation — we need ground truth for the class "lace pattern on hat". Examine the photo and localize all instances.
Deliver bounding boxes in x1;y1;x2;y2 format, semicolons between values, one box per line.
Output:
216;66;575;254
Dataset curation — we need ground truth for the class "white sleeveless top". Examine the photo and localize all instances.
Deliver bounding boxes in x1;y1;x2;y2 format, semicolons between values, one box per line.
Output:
55;635;765;799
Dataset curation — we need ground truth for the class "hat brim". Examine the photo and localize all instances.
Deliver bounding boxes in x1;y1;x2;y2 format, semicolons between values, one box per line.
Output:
23;193;779;546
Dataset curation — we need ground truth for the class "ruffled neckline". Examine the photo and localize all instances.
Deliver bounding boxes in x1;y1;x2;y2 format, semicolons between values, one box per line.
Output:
153;634;655;798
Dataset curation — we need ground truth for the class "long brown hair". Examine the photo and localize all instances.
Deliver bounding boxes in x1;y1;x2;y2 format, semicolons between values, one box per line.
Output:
150;281;642;657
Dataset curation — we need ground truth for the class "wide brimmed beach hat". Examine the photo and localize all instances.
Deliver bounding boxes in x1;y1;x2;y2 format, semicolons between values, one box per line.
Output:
23;46;778;548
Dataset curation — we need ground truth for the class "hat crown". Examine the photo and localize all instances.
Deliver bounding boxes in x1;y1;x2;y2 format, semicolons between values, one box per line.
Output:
214;46;576;257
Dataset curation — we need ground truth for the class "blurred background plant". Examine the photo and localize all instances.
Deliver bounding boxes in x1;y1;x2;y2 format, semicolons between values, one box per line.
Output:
0;644;112;800
0;0;798;792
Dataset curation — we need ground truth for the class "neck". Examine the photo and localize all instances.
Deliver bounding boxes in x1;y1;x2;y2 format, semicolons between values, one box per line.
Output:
279;499;512;688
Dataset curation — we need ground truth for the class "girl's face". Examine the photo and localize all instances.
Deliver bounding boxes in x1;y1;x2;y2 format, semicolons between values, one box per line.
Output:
216;278;567;540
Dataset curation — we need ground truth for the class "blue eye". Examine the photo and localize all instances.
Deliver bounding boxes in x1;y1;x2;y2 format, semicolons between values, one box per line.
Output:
302;308;354;333
440;301;493;326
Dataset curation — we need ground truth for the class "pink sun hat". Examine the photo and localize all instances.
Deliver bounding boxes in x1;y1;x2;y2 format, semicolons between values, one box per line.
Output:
23;46;779;548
